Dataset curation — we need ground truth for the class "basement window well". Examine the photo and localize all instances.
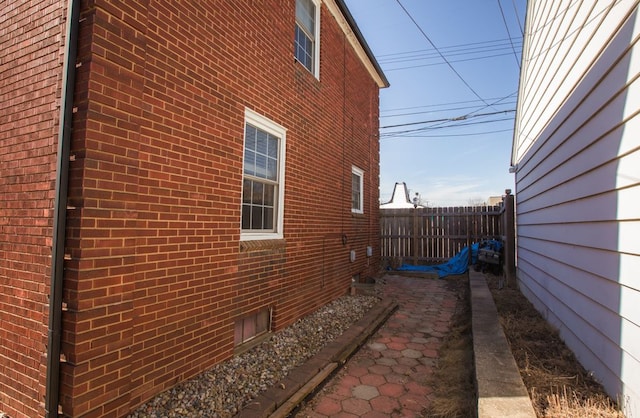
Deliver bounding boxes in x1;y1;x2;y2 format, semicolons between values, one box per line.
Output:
234;308;271;349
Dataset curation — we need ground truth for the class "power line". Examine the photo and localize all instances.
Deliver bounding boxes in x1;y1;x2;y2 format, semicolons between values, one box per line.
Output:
383;52;519;72
379;45;522;66
511;0;525;35
396;90;518;134
381;117;515;138
381;101;517;119
380;116;515;138
459;91;519;119
380;110;516;129
376;37;523;59
497;0;522;69
377;39;523;65
395;0;492;107
381;115;514;134
381;128;514;140
381;96;516;113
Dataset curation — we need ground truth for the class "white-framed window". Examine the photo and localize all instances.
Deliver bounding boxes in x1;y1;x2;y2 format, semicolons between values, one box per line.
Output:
351;166;364;214
294;0;320;77
241;109;286;241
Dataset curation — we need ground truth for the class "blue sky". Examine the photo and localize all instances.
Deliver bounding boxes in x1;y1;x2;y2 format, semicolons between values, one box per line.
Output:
343;0;526;206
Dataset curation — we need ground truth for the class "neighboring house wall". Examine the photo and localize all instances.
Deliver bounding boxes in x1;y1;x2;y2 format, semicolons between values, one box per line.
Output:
1;1;386;417
512;1;640;415
0;1;67;417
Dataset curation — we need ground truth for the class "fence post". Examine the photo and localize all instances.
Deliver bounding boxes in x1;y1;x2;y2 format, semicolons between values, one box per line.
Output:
466;215;472;266
503;190;516;285
412;207;418;265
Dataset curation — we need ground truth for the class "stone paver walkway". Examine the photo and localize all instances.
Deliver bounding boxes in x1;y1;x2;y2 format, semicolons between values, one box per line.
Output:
296;274;461;418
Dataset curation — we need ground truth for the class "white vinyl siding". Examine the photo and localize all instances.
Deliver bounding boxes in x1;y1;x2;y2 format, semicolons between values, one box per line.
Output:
513;0;639;163
512;1;640;416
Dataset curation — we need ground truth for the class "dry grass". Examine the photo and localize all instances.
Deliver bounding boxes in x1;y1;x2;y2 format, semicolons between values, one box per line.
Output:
486;274;625;418
422;277;475;418
544;386;625;418
423;273;625;418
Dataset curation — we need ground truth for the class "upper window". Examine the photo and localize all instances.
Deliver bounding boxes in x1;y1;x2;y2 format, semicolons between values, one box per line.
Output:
242;109;286;240
351;166;364;214
294;0;320;76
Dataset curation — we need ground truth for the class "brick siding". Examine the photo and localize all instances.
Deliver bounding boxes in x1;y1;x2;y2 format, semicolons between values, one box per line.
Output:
0;1;68;417
2;1;382;416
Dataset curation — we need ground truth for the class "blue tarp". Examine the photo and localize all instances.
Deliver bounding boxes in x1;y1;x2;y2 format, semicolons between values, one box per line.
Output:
392;242;480;278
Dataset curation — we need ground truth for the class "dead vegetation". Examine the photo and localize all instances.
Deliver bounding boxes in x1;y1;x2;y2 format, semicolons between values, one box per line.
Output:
423;273;625;418
486;273;625;417
422;276;475;418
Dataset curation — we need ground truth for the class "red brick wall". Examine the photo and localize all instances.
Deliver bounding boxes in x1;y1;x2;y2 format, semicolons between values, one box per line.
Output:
0;1;67;417
61;1;381;416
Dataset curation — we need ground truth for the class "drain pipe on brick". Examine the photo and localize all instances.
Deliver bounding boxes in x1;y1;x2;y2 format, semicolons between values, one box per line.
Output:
45;1;81;416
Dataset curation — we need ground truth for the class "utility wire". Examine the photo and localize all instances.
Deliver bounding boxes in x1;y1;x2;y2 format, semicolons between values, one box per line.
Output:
383;114;514;131
376;37;522;59
380;110;516;129
511;0;525;35
377;39;522;64
384;52;518;72
497;0;522;69
381;101;517;119
395;0;492;107
381;96;516;113
380;115;515;137
379;45;522;66
382;128;514;140
381;117;515;138
380;92;518;135
465;91;518;117
404;91;518;133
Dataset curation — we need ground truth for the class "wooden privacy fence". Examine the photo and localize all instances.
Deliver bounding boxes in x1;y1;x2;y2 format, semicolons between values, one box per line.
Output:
380;195;515;272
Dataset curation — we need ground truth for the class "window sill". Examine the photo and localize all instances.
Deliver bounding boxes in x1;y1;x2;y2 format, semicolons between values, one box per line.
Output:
239;239;286;253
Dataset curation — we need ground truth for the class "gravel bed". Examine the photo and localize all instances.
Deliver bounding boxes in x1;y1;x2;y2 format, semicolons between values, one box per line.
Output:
128;293;380;418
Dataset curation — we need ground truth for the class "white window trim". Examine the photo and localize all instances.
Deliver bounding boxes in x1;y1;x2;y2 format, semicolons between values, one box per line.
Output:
296;0;321;79
241;108;287;241
311;0;321;78
351;165;364;214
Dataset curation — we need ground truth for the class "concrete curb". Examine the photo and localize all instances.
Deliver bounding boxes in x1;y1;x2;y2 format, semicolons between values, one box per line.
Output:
469;271;537;418
235;298;399;418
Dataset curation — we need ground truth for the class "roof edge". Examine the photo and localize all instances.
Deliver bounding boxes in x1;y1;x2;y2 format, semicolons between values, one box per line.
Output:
326;0;390;88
